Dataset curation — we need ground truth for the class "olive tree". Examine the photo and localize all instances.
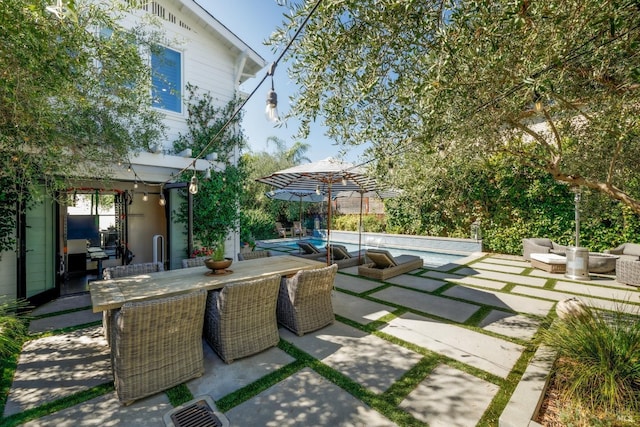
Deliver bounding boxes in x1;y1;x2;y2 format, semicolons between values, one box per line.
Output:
270;0;640;212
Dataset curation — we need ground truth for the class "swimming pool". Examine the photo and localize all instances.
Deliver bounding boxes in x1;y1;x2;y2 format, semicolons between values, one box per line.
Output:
260;237;466;268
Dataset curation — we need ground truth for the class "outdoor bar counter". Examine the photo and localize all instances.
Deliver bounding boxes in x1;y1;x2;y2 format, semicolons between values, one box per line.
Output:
89;255;325;312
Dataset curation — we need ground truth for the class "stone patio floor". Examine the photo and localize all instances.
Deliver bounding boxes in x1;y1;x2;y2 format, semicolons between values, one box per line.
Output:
2;252;639;426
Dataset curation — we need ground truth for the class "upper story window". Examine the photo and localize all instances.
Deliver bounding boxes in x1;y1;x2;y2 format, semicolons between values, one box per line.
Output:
151;45;182;113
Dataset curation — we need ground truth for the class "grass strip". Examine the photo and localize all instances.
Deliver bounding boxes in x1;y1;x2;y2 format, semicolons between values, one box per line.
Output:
0;382;114;427
28;306;94;320
166;383;194;407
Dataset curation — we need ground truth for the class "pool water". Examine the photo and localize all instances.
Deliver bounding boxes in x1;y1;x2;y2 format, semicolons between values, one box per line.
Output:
269;238;464;268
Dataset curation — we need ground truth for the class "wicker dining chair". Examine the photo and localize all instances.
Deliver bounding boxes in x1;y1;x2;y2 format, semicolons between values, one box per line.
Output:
277;263;338;336
237;250;271;261
182;257;208;268
101;262;165;346
203;274;281;363
109;290;207;405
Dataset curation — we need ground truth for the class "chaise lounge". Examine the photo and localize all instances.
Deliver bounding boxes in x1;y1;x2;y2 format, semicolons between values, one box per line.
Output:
326;244;365;269
358;249;424;280
293;241;328;260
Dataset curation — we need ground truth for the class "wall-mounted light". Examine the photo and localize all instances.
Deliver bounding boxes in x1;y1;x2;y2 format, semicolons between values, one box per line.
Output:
142;192;148;202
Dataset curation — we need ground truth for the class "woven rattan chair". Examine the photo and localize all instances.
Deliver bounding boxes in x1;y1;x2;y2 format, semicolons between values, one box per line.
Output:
237;250;271;261
182;257;208;268
101;262;164;345
103;262;164;279
110;290;207;405
203;274;281;363
616;258;640;286
277;264;338;336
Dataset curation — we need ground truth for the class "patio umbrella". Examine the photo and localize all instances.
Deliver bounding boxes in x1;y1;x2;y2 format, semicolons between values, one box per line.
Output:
265;189;325;237
256;157;379;265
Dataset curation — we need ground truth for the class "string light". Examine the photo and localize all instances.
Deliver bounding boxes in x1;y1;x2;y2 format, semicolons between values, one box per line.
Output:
133;178;138;189
341;176;347;186
142;192;148;202
315;185;321;195
189;173;198;195
159;192;166;206
265;63;279;122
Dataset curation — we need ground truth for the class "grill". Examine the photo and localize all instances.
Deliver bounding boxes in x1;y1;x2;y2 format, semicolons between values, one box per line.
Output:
170;399;224;427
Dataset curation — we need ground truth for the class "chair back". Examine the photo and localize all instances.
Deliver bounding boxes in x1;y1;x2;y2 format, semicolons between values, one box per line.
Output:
238;250;271;261
182;257;207;268
103;262;163;279
365;249;397;268
298;241;322;254
327;244;352;260
288;264;338;303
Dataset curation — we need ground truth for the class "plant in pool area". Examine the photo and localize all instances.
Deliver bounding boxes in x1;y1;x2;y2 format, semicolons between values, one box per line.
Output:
541;303;640;421
212;239;226;261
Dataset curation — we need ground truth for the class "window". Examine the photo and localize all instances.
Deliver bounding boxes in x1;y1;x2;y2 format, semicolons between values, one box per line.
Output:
151;45;182;113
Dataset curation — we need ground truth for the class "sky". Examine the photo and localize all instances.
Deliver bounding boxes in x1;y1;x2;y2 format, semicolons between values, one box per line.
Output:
198;0;368;164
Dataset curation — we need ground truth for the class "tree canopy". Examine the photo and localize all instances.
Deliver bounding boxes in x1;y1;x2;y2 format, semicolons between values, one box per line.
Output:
271;0;640;213
0;0;164;202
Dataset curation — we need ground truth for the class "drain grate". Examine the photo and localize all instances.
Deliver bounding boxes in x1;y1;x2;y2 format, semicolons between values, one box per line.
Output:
170;399;223;427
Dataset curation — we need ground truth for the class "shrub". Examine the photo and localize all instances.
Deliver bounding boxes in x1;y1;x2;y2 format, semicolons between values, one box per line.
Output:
241;209;277;240
0;297;28;359
542;303;640;416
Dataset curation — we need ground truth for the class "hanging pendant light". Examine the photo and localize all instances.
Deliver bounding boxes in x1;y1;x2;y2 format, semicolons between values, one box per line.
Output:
159;193;166;207
142;192;148;202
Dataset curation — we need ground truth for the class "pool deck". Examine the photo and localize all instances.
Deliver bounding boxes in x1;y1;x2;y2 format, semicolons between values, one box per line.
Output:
3;252;639;426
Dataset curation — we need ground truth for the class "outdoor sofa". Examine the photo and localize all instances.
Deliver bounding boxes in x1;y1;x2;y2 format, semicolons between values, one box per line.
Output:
522;238;568;261
605;242;640;261
607;243;640;286
358;249;424;280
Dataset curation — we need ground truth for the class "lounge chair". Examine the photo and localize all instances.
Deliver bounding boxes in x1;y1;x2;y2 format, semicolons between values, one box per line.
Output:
110;290;207;405
275;222;289;238
292;221;306;237
326;244;365;269
293;241;328;260
358;249;423;280
237;250;271;261
277;264;338;336
203;274;281;363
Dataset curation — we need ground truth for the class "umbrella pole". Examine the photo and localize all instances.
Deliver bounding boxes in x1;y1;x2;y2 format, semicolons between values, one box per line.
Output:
298;196;303;239
326;182;332;265
358;192;363;263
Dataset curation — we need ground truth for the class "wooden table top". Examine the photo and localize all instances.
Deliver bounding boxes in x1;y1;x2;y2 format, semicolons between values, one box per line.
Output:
89;255;326;312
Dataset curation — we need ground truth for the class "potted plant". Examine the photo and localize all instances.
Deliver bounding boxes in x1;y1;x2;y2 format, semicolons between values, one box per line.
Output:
204;238;232;273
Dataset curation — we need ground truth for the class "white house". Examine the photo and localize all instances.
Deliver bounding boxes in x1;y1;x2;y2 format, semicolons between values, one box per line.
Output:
0;0;265;306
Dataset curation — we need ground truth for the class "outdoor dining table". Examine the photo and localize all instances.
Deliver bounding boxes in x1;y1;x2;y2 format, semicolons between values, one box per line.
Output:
89;255;325;313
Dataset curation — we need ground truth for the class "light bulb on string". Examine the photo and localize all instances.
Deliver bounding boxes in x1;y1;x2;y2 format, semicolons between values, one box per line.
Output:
134;178;138;189
315;185;321;195
189;174;198;195
159;192;166;207
142;192;148;202
341;176;347;186
265;63;279;122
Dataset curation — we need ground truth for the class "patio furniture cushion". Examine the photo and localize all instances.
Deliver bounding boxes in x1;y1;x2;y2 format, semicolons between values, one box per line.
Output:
110;290;207;405
605;243;640;261
277;264;338;336
529;253;566;273
298;241;322;254
522;238;567;260
203;274;281;363
365;249;398;268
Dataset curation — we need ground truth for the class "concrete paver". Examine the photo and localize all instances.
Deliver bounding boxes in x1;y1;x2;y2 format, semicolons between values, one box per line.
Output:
334;274;385;294
187;343;295;400
21;392;171;427
3;326;111;417
443;285;554;317
511;285;640;313
400;364;499;427
385;275;446;292
554;281;639;302
380;312;524;378
281;323;422;394
480;258;530;268
479;311;541;341
370;287;480;323
29;294;93;316
225;367;397;426
447;275;510;290
470;262;527;275
28;309;101;333
332;291;395;324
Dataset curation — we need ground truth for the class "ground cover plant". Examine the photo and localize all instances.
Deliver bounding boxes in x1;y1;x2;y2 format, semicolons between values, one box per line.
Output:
541;304;640;425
